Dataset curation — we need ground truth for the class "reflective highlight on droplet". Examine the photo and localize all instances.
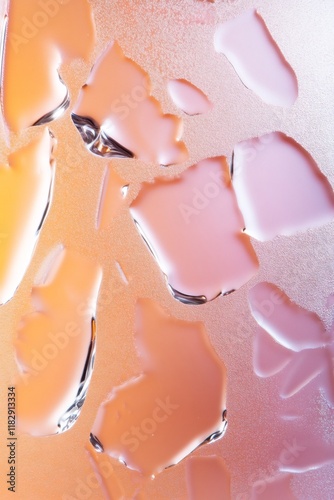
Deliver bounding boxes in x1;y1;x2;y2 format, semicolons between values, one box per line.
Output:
91;299;227;476
15;248;102;436
0;128;55;305
72;41;188;165
97;166;128;230
2;0;95;132
130;157;258;303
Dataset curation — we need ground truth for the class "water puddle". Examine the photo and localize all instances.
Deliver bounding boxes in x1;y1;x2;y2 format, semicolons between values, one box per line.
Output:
0;128;55;305
15;248;102;436
214;9;298;107
2;0;95;132
72;41;188;166
90;299;227;476
130;157;258;304
232;132;334;241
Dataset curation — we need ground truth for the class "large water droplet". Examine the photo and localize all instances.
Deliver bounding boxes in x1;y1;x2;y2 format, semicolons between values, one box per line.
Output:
2;0;95;132
90;299;227;476
249;282;328;352
0;129;55;305
233;132;334;241
214;9;298;107
15;248;102;436
130;157;258;303
72;41;188;166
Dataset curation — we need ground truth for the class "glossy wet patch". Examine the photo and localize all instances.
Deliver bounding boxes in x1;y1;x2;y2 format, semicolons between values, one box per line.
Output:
130;157;258;303
97;166;128;230
250;474;296;500
0;128;55;305
90;299;227;476
249;283;334;407
85;444;125;499
232;132;334;241
15;248;102;436
2;0;95;132
72;41;188;166
167;79;212;115
214;9;298;107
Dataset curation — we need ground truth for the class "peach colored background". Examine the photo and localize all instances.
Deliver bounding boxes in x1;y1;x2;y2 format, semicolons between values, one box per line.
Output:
0;0;333;498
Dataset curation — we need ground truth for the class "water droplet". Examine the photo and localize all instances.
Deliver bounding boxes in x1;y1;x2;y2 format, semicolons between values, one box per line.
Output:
130;157;258;303
72;41;188;166
214;9;298;107
90;299;227;476
2;0;95;132
0;129;55;305
233;132;334;241
249;282;327;352
97;166;128;229
15;248;102;436
167;79;212;115
253;327;293;378
250;282;334;407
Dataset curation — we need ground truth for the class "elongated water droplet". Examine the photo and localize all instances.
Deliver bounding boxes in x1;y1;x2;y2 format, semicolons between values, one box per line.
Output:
167;79;212;115
2;0;95;132
214;9;298;107
15;248;102;436
0;128;55;305
97;166;128;229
